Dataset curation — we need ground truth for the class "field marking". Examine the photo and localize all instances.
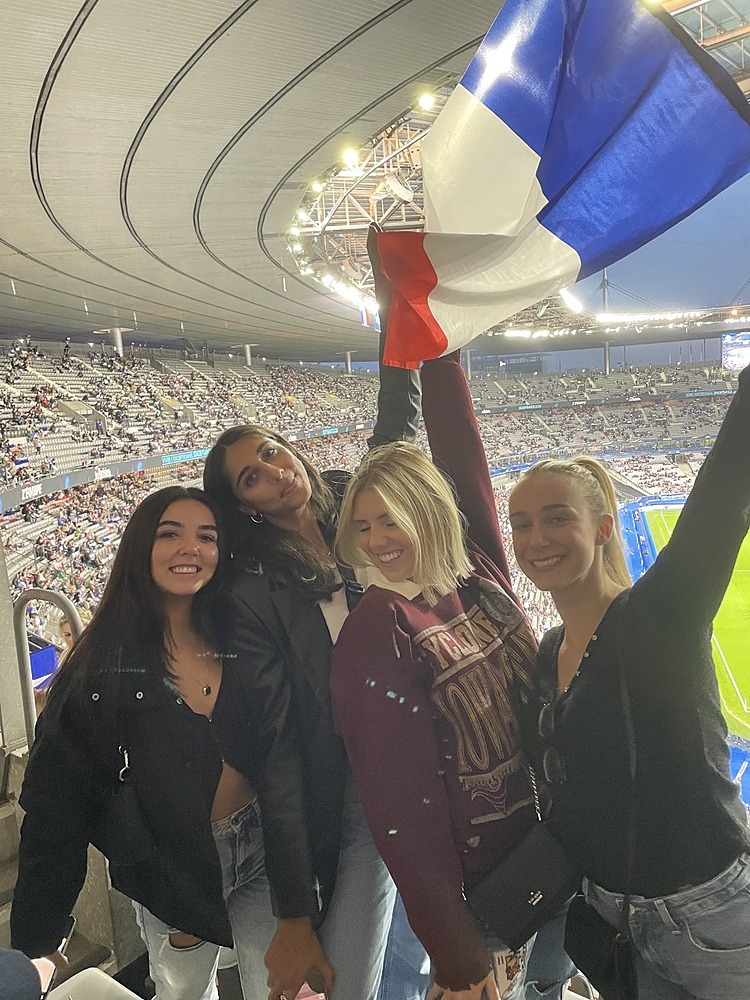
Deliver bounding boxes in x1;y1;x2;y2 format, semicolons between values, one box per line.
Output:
711;634;750;713
659;512;672;539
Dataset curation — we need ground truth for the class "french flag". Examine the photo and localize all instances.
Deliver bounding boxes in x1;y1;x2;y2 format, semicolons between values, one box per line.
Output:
378;0;750;369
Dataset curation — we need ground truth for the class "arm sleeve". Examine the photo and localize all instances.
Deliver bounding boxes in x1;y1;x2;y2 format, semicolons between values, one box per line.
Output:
635;364;750;626
11;688;101;958
331;605;491;990
422;352;512;582
226;592;321;919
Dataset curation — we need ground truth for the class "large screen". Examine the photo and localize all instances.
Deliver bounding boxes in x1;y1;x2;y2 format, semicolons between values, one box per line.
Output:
722;331;750;371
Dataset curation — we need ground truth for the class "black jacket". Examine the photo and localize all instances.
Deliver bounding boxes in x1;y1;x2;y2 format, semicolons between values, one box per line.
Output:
11;644;315;958
224;516;352;923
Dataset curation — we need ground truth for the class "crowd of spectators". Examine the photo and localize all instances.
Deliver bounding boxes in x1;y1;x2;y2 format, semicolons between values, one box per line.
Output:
0;344;734;646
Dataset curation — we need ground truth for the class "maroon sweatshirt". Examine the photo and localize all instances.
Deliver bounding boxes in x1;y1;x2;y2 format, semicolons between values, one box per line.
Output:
331;354;539;989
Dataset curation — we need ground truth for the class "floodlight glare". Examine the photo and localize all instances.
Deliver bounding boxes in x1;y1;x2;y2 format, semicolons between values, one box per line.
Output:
342;148;359;169
418;93;435;111
297;209;310;223
311;180;324;193
288;226;300;236
559;287;584;313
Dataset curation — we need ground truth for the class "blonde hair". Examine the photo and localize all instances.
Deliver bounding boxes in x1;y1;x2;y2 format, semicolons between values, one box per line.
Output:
515;456;632;589
336;442;473;606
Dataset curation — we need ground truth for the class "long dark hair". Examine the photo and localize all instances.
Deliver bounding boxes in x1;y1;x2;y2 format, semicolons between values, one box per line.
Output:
53;486;228;699
203;425;340;600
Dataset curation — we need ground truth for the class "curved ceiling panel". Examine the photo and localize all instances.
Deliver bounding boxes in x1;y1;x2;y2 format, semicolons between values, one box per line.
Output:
0;0;499;359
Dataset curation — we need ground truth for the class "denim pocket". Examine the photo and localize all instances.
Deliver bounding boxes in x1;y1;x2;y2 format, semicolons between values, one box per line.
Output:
684;885;750;953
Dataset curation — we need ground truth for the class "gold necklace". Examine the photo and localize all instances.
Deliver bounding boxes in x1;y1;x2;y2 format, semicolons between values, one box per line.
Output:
174;645;215;697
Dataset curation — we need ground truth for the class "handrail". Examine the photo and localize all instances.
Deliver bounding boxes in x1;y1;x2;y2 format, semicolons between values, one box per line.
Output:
12;590;83;748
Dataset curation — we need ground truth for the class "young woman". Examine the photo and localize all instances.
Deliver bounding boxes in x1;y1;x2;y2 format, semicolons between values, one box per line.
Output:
507;369;750;1000
11;486;284;1000
203;355;427;1000
330;351;576;1000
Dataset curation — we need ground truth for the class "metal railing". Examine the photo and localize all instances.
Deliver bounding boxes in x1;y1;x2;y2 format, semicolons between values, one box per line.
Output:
12;590;83;748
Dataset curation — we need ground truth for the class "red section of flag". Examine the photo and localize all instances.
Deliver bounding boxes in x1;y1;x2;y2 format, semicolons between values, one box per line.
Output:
377;231;447;369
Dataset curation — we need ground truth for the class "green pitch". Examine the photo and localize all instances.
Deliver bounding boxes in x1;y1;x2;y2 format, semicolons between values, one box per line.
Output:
644;507;750;741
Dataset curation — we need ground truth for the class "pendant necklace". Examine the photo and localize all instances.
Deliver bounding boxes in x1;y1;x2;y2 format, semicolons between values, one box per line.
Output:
176;646;213;696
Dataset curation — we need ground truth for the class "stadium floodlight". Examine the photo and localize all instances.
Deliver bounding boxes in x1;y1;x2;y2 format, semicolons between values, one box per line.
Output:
596;309;704;324
418;93;436;111
288;226;301;237
311;180;325;193
342;148;360;169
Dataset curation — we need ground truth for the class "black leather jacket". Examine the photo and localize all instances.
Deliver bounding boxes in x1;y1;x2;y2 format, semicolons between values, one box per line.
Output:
225;536;351;923
11;644;314;958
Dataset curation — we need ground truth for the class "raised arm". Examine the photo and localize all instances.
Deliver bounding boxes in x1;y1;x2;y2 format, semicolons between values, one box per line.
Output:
637;364;750;625
368;224;511;581
421;352;512;582
331;598;492;991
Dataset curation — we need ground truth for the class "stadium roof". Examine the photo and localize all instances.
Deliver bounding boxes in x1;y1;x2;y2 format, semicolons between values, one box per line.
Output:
0;1;748;362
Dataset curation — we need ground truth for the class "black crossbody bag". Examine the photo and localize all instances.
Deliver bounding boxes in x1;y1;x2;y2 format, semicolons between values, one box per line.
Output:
564;649;638;1000
466;671;582;952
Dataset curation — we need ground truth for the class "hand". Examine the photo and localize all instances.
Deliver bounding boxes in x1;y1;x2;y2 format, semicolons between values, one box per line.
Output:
265;917;334;1000
427;969;500;1000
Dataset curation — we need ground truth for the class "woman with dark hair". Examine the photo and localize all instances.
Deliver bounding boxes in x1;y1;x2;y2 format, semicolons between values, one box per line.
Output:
203;351;427;1000
11;485;289;1000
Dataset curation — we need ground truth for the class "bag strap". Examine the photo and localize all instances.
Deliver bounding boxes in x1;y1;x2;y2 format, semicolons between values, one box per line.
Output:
337;561;365;611
617;619;638;940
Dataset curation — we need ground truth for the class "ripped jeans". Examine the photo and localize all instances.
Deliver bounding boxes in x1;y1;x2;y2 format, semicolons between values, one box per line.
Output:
487;904;576;1000
133;798;276;1000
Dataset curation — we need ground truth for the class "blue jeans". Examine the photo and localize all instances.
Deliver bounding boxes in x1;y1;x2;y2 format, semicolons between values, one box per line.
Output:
489;904;576;1000
134;798;275;1000
318;781;398;999
584;852;750;1000
377;894;431;1000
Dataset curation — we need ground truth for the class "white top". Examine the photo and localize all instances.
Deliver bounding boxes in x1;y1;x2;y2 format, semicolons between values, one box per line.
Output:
319;564;422;643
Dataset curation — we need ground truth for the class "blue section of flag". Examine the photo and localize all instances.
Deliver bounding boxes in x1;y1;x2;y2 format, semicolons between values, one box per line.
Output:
459;0;750;278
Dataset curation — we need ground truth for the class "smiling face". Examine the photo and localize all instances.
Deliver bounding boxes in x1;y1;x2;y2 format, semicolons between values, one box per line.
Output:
508;472;612;594
352;487;416;583
221;433;312;524
150;499;219;599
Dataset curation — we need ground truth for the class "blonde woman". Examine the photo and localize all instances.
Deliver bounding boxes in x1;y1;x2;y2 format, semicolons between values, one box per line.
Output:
507;370;750;999
331;352;575;1000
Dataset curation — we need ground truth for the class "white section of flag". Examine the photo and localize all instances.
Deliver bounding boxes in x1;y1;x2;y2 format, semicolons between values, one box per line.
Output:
424;225;581;347
422;85;548;237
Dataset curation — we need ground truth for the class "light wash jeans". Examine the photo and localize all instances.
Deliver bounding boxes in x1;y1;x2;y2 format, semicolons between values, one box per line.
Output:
488;903;576;1000
584;852;750;1000
134;798;275;1000
377;894;431;1000
317;780;398;1000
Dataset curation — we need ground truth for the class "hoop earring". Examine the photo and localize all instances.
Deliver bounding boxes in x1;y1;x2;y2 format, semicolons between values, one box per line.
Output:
250;512;264;524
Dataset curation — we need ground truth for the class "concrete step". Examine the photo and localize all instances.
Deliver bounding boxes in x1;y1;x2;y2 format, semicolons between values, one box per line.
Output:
61;929;112;980
0;857;17;907
0;799;20;865
0;900;10;949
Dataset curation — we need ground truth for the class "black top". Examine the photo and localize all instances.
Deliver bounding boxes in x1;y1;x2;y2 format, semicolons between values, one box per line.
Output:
528;366;750;898
11;644;313;958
